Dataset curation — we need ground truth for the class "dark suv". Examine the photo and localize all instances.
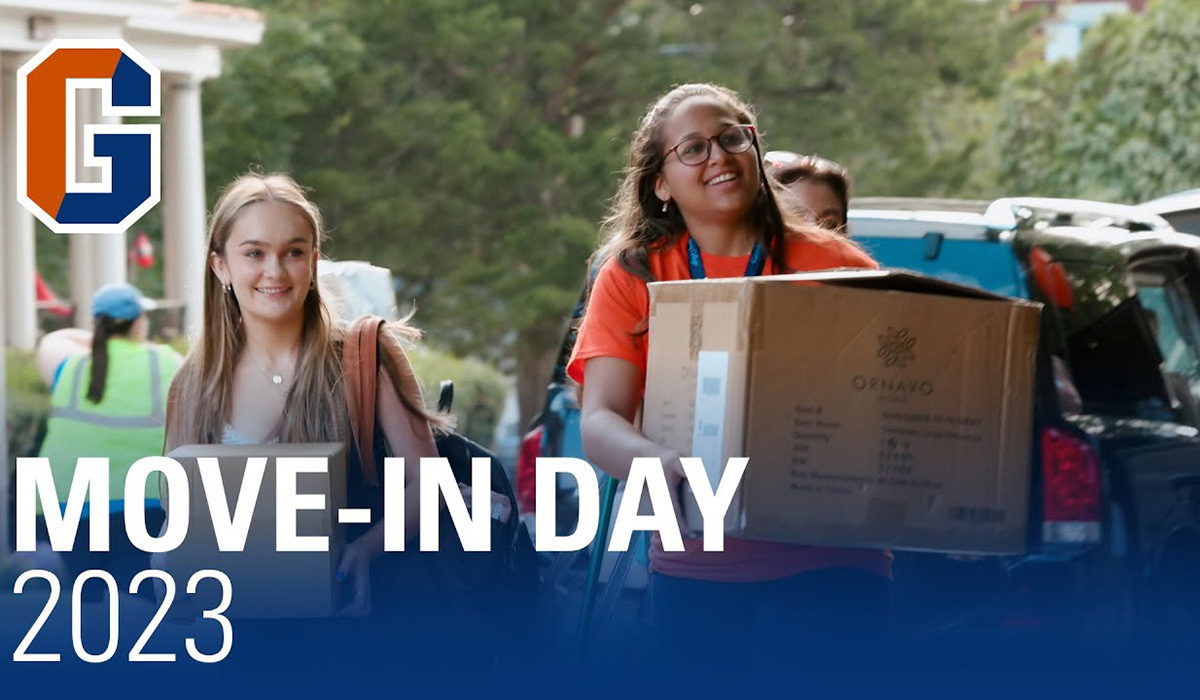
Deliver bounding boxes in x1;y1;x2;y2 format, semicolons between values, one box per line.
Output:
851;197;1200;649
526;196;1200;651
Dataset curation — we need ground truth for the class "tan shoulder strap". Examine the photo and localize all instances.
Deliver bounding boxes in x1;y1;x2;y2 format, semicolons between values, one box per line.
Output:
342;316;386;485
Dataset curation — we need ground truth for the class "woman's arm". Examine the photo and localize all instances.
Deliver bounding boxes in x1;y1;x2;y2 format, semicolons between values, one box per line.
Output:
580;356;687;522
35;328;93;387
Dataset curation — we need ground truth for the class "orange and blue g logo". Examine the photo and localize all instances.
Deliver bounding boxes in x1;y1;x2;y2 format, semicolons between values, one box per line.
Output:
17;40;160;234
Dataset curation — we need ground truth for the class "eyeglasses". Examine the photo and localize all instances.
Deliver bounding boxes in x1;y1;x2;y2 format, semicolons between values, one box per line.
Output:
665;124;756;166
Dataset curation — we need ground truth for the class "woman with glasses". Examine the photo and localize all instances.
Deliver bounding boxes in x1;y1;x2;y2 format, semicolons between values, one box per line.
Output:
765;151;852;234
567;84;891;673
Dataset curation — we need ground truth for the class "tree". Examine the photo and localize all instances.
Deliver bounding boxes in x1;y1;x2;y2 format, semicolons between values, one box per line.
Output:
654;0;1033;197
205;0;663;427
998;0;1200;203
201;0;1031;429
995;59;1076;197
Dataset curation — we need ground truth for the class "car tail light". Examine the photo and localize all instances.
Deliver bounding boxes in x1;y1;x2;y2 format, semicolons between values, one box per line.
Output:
1041;427;1103;545
516;425;544;513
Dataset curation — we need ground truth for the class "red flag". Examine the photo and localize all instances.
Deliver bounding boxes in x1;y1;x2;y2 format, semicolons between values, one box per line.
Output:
132;232;155;268
35;271;71;317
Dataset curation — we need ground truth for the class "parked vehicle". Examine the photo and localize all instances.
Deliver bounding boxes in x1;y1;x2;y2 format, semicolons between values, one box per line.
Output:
1140;188;1200;236
850;196;1200;650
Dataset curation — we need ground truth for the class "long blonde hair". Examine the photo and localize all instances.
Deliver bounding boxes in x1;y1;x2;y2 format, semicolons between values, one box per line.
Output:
166;172;442;448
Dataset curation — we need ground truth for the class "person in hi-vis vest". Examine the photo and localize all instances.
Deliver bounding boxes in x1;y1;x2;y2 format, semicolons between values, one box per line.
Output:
35;283;182;592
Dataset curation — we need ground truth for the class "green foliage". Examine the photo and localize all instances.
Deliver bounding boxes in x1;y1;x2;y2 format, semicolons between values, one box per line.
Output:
407;345;509;446
996;60;1076;197
166;337;191;358
202;5;365;183
202;0;1030;425
5;350;51;473
999;1;1200;202
651;0;1033;197
34;223;69;298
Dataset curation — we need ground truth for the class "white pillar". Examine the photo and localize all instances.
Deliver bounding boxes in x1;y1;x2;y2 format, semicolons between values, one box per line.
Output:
0;52;10;560
162;76;207;341
68;86;99;328
69;235;95;327
85;89;128;295
68;88;128;327
0;278;7;560
2;59;38;351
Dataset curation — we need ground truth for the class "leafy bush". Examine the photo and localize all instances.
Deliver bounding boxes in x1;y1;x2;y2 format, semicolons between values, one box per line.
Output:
407;346;509;448
5;350;51;473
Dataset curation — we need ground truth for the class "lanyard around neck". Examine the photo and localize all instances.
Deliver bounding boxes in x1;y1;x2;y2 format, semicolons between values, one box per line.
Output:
687;236;767;280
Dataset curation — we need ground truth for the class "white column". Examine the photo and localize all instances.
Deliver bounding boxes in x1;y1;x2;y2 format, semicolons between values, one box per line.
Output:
85;89;128;295
162;76;207;341
68;88;128;327
0;52;10;560
69;235;95;327
0;281;7;560
68;86;98;327
2;59;38;351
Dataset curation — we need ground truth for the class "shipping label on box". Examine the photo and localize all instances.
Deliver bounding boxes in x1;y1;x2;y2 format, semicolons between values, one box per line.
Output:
643;270;1041;555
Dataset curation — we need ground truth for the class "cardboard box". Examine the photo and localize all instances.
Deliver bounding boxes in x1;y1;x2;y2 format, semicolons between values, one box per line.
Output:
642;270;1041;554
165;442;348;619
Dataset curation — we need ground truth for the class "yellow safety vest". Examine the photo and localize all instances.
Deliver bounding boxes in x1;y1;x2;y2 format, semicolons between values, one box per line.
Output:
38;339;180;513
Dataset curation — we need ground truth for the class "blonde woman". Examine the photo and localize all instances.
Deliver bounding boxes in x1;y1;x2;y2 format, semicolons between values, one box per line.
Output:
164;172;441;616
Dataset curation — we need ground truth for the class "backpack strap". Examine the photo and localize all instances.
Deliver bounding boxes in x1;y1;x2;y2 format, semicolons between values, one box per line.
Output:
343;316;386;486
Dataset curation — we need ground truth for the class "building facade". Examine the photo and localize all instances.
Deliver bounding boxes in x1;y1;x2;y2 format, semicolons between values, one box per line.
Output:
1017;0;1147;61
0;0;263;558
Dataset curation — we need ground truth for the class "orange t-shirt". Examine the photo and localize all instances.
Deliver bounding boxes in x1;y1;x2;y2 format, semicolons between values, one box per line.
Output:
567;232;894;582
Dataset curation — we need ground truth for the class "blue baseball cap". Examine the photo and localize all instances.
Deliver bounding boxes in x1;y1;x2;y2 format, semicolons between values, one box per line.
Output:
91;283;148;321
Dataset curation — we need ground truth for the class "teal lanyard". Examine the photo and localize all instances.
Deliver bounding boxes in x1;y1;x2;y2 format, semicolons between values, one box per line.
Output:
687;236;766;279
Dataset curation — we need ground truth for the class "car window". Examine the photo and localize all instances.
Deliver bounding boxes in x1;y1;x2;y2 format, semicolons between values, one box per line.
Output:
1133;266;1200;422
1029;254;1173;420
1160;208;1200;236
